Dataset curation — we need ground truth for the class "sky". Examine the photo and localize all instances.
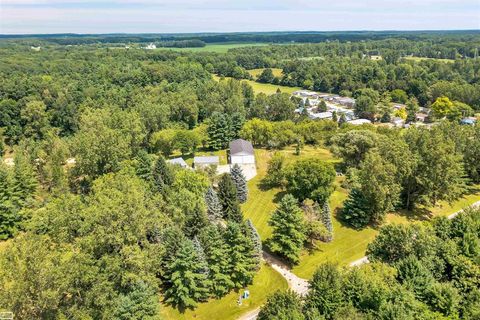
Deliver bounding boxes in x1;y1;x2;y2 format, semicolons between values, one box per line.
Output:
1;0;479;34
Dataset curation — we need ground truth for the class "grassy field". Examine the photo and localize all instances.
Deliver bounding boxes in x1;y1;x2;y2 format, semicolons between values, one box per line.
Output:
213;75;302;95
160;262;287;320
247;68;283;79
404;56;455;63
241;145;480;279
161;43;269;53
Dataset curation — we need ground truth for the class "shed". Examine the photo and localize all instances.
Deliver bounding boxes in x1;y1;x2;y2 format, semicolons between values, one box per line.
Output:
229;139;255;164
167;157;189;168
194;156;219;168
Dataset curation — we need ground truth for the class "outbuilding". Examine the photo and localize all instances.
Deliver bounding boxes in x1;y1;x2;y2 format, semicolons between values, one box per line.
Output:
193;156;219;168
229;139;255;164
167;157;189;168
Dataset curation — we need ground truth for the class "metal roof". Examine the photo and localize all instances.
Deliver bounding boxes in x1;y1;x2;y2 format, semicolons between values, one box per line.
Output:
194;156;219;164
167;157;188;167
229;139;254;156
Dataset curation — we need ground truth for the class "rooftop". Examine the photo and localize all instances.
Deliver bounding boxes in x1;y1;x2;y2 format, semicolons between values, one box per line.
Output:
230;139;254;156
168;157;189;167
194;156;219;164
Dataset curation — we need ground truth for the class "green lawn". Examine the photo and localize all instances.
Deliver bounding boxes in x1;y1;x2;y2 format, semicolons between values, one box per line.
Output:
247;68;283;79
404;56;455;63
161;43;269;53
160;262;287;320
213;75;302;95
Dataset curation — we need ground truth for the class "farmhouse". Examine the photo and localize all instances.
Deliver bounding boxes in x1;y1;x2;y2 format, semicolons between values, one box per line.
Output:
229;139;255;164
193;156;219;168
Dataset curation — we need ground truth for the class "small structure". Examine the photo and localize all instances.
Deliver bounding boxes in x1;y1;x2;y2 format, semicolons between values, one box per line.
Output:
167;157;189;168
347;119;372;125
229;139;255;164
310;111;332;120
333;96;356;108
460;117;477;126
391;117;405;127
145;43;156;50
415;113;429;123
30;46;41;51
193;156;219;168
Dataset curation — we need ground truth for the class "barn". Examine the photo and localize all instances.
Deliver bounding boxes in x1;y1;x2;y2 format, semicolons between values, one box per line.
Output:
229;139;255;164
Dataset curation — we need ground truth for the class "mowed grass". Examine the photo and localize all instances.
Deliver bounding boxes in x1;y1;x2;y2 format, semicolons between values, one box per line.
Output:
247;68;283;79
162;43;269;53
213;75;302;95
404;56;455;63
160;262;287;320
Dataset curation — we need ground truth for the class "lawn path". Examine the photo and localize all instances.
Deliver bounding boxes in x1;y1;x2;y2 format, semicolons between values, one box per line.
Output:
348;200;480;267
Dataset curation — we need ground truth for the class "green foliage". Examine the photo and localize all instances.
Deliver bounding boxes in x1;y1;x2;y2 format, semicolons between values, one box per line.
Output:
246;219;263;269
230;164;248;203
284;158;336;204
262;152;285;187
341;189;371;229
217;174;243;223
205;187;223;222
152;156;174;192
391;89;408;104
258;290;305;320
113;281;161;320
321;202;333;242
267;194;306;264
330;130;379;169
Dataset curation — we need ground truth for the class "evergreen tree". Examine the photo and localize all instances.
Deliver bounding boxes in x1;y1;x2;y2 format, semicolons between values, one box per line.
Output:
152;156;173;193
332;111;338;122
113;281;160;320
204;187;222;222
338;113;347;125
320;202;333;242
318;100;328;112
230;164;248;203
267;194;306;264
11;151;37;206
246;219;262;270
230;112;245;141
406;97;419;123
0;162;17;239
134;150;153;182
164;238;211;309
217;174;243;223
207;112;230;150
199;225;234;297
184;204;209;238
258;290;305;320
224;222;257;288
341;188;371;229
193;236;210;278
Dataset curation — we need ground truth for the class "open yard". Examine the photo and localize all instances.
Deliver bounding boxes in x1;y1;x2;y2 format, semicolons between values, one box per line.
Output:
160;262;287;320
213;75;302;95
161;43;269;53
247;68;283;79
242;145;480;279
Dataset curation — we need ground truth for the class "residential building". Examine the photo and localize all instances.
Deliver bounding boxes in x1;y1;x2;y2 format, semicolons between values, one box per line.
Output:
229;139;255;164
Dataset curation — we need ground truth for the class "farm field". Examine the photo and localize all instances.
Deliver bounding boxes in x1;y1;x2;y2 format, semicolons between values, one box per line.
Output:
160;262;287;320
247;68;283;79
213;75;302;95
161;43;269;53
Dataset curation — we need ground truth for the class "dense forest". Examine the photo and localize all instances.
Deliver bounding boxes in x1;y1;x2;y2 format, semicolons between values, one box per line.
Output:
0;32;479;319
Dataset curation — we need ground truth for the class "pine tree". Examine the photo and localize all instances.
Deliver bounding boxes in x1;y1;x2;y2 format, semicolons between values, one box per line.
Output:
338;113;347;125
332;111;338;122
11;151;37;207
267;194;306;264
230;164;248;203
152;156;173;193
207;112;230;150
164;238;211;309
205;187;222;222
199;225;234;297
135;150;153;182
218;174;243;223
193;236;210;278
406;97;419;123
246;219;262;270
224;222;257;288
320;202;333;242
184;204;208;238
341;188;371;229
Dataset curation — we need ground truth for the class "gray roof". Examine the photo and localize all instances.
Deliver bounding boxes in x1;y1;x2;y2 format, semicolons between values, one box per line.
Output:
229;139;254;156
167;157;188;167
194;156;219;164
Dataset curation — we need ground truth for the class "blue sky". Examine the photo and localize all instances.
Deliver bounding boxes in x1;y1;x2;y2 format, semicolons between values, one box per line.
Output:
1;0;479;34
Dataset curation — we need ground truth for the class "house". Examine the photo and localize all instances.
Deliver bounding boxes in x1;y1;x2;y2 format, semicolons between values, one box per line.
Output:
333;97;356;108
415;113;429;122
167;157;189;168
310;111;332;120
229;139;255;164
347;119;372;125
193;156;219;168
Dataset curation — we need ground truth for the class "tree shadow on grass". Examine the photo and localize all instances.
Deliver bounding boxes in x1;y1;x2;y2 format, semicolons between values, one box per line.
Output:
273;190;287;204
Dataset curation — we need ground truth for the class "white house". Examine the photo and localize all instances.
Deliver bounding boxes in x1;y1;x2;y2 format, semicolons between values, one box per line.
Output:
229;139;255;164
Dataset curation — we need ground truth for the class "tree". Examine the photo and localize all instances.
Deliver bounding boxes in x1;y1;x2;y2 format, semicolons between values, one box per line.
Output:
217;174;243;222
150;129;176;156
205;187;222;222
0;162;17;239
431;96;455;120
152;156;174;193
262;152;285;188
284;158;336;204
332;111;338;123
258;290;305;320
267;194;306;264
164;238;210;309
406;97;419;123
230;164;248;203
11;150;38;206
341;189;371;229
199;225;234;297
338;113;347;125
207;112;231;150
267;93;296;121
304;262;343;318
224;222;257;288
113;281;161;320
246;219;262;270
390;89;408;104
183;204;208;238
174;129;199;156
258;68;275;83
354;89;380;120
318;100;328;112
330;130;379;169
134;150;153;182
20;100;51;140
321;202;333;242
